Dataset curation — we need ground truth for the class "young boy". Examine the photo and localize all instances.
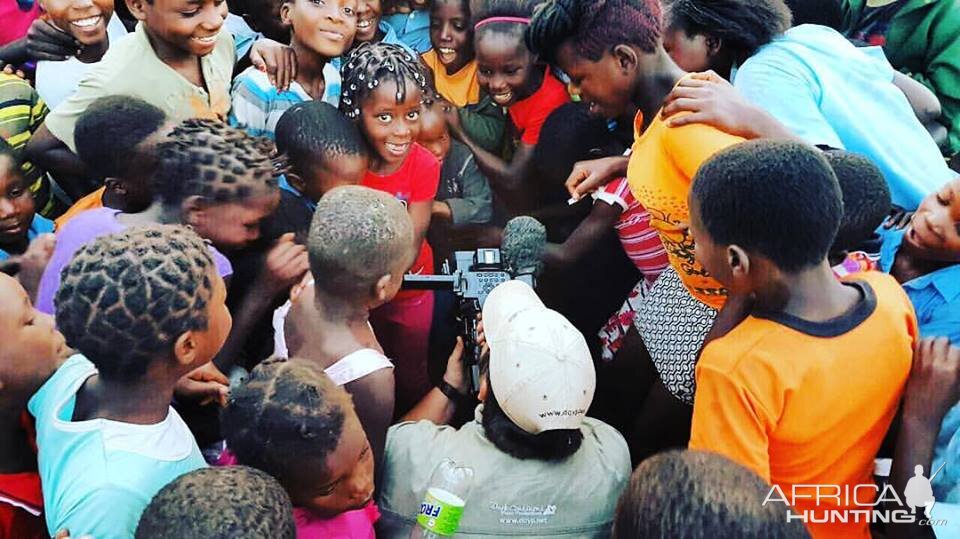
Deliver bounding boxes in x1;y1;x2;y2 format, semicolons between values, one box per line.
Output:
29;225;232;537
0;273;69;539
275;185;415;468
229;0;357;138
26;0;236;184
0;140;54;263
135;466;297;539
686;140;917;538
54;95;168;230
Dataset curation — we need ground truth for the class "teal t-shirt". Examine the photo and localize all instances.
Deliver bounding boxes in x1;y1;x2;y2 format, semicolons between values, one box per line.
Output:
28;355;206;538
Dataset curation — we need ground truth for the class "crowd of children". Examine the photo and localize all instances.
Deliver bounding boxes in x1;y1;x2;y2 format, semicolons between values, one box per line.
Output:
1;0;960;537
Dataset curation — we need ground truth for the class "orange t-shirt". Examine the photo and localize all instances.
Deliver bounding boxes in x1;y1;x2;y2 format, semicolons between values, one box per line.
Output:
54;188;105;230
421;49;480;108
626;93;744;309
689;272;918;539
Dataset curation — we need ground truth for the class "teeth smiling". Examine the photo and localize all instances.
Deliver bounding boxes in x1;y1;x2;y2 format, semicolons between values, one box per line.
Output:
357;20;371;29
71;15;101;28
193;35;216;44
439;48;455;54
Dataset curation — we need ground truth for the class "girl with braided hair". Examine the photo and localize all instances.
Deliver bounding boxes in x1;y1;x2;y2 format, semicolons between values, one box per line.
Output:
30;225;232;538
443;0;569;214
340;41;440;415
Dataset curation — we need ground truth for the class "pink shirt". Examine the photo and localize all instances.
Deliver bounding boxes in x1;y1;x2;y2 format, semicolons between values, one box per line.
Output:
596;177;669;285
294;504;379;539
0;1;40;46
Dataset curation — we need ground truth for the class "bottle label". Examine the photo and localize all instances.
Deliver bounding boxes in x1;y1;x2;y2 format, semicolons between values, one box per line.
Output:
416;488;465;536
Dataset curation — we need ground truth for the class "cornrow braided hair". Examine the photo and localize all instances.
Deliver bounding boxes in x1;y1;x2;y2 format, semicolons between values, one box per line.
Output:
526;0;662;64
135;466;297;539
153;118;283;208
54;225;216;382
339;42;430;120
222;358;354;491
275;101;366;175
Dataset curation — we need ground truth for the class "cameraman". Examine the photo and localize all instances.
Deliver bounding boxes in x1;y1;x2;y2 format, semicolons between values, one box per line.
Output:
376;281;631;537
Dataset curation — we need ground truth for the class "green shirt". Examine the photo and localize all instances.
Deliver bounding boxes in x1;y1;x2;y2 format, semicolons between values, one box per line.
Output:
45;23;235;153
842;0;960;155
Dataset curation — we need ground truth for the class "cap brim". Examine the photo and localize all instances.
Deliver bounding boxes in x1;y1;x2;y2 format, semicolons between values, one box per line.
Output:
482;280;544;345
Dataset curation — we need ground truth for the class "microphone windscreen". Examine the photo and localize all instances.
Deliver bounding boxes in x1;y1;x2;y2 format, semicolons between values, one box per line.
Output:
502;216;547;277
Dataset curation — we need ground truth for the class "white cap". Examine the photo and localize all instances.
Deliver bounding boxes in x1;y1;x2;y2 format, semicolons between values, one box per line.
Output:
481;280;596;434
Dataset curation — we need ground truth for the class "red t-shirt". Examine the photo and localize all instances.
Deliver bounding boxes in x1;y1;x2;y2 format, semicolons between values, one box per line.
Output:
0;415;44;539
508;69;571;145
362;144;441;290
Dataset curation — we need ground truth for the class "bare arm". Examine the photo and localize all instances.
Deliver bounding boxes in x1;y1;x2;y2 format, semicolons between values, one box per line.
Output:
893;71;942;125
407;199;432;266
24;124;96;199
402;338;466;424
544;200;621;268
347;368;395;482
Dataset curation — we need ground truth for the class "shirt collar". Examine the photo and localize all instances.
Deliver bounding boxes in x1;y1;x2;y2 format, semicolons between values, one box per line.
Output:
277;175;317;212
881;227;960;302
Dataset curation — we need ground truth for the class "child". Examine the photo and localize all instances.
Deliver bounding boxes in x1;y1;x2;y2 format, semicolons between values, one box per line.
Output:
55;95;168;230
612;450;808;538
222;359;379;538
419;97;492;265
0;273;69;539
0;73;59;217
340;41;439;414
274;185;414;465
135;466;297;539
269;100;369;239
29;225;232;537
0;140;54;263
824;150;891;275
421;0;507;155
686;140;917;538
34;0;127;109
229;0;357;138
35;119;282;315
383;0;431;53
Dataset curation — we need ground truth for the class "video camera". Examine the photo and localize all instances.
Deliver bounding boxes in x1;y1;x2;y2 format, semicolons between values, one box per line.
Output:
402;248;536;393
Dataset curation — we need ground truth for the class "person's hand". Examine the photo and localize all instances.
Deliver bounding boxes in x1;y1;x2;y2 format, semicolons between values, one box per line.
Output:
431;200;452;220
660;71;773;139
883;205;915;230
54;529;93;539
441;100;465;140
250;39;297;92
26;19;79;61
259;233;310;297
0;233;55;301
442;337;468;394
475;316;489;357
902;337;960;427
174;362;230;406
1;62;26;79
564;156;627;199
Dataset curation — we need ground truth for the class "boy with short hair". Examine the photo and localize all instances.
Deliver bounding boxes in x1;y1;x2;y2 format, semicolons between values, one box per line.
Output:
686;140;917;539
229;0;357;138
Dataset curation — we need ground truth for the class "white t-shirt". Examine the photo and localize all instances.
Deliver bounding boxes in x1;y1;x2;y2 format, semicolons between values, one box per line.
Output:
36;14;129;109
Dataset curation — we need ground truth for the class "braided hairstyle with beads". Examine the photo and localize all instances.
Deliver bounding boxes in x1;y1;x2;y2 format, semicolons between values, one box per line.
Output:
525;0;663;64
339;41;430;121
54;225;216;382
153;118;282;208
222;358;355;493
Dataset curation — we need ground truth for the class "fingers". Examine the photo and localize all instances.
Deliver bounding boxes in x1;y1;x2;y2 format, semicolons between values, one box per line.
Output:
665;112;711;129
564;165;591;198
661;97;707;121
449;336;465;360
686;70;726;83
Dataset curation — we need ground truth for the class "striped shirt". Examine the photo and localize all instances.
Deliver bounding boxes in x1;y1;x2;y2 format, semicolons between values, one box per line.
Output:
228;64;341;139
596;177;669;284
0;74;55;217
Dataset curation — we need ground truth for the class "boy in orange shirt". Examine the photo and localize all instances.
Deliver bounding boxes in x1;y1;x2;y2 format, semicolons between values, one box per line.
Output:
686;140;918;539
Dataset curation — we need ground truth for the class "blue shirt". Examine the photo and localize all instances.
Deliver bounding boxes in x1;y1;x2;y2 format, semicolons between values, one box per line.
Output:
28;355;206;538
734;24;957;209
383;10;432;54
277;174;317;212
330;22;415;73
229;64;341;139
0;214;53;261
880;227;960;532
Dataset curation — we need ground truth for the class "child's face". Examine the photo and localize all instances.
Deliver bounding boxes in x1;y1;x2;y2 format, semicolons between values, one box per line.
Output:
662;26;713;73
303;153;368;201
243;0;290;42
41;0;115;46
475;32;539;107
359;79;423;171
905;178;960;262
283;0;357;58
0;156;37;252
189;192;280;251
418;107;451;161
354;0;381;42
429;0;473;73
554;40;639;120
129;0;228;58
295;413;375;517
0;275;69;403
183;270;232;367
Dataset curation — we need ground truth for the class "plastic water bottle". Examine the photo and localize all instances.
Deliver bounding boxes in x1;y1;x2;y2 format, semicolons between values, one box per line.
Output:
411;459;474;538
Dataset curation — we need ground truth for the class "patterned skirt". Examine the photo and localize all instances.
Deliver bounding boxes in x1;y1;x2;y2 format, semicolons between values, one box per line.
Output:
633;266;718;405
